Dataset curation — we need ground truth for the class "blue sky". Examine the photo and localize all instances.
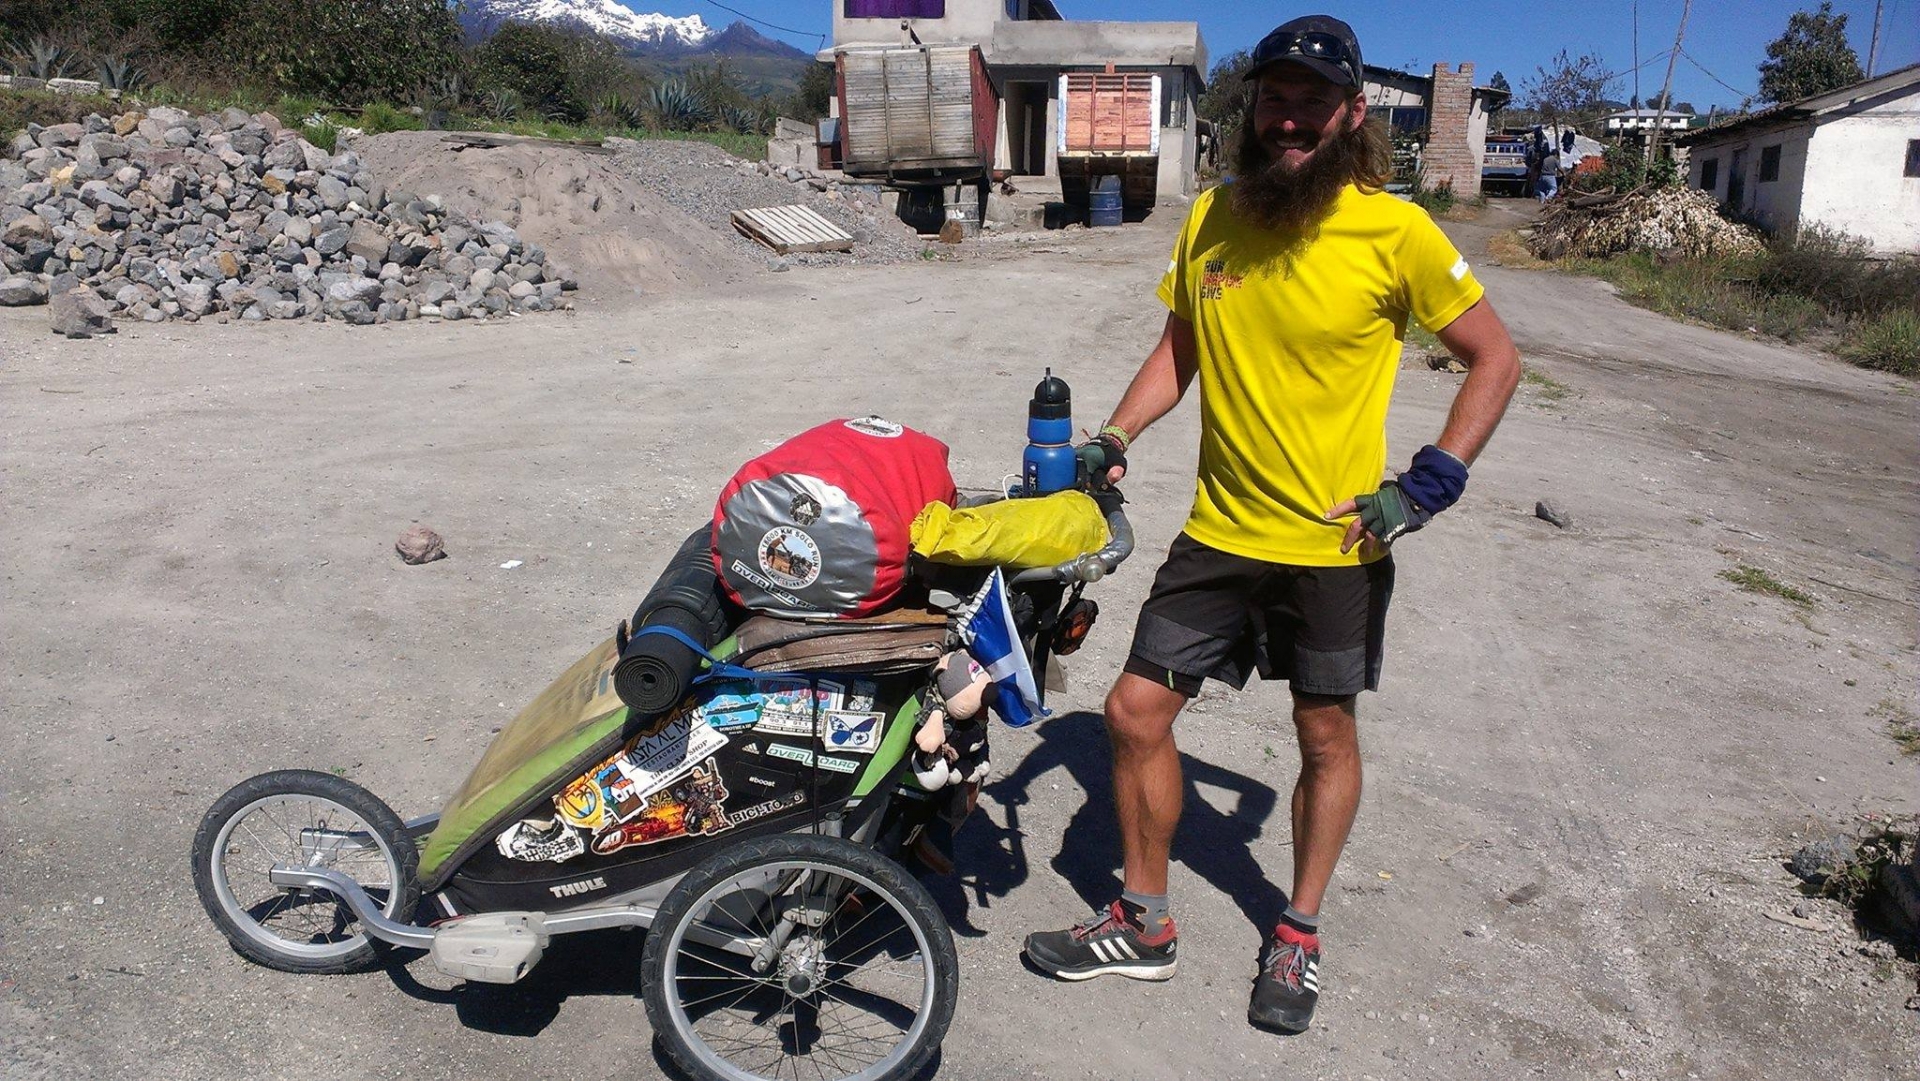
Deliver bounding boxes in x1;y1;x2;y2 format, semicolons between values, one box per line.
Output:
682;0;1918;110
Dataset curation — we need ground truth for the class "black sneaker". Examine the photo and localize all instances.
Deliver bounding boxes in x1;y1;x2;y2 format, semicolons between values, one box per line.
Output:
1248;926;1320;1033
1023;901;1178;982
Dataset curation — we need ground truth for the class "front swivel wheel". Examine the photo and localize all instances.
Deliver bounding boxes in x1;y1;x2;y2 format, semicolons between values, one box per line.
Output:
190;769;418;974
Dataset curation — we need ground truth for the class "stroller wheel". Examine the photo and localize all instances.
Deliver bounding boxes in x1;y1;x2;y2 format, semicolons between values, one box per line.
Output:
642;833;958;1081
191;770;419;974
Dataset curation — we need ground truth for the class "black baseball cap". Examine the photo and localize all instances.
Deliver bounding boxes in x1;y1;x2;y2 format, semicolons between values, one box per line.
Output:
1243;15;1364;89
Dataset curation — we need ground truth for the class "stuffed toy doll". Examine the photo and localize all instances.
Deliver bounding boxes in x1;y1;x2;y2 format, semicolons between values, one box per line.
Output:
909;651;996;873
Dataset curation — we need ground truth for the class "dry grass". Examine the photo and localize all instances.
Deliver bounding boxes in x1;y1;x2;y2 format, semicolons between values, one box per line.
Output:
1869;699;1920;756
1488;230;1550;269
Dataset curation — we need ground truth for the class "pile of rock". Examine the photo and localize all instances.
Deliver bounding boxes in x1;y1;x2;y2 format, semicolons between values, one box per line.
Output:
0;106;576;333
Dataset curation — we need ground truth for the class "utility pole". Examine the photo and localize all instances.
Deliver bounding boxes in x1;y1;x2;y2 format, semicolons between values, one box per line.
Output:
1648;0;1692;165
1867;0;1884;77
1632;0;1641;109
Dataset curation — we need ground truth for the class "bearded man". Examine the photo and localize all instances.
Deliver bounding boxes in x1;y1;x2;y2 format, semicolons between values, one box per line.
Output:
1022;15;1522;1036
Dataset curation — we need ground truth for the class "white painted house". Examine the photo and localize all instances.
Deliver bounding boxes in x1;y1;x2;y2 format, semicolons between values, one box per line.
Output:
1676;64;1920;253
1600;108;1694;133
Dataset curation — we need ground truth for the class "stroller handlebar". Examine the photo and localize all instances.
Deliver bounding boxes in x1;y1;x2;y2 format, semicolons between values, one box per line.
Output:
1009;506;1134;586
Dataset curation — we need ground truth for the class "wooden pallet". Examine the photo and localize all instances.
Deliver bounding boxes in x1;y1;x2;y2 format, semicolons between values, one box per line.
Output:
730;205;855;255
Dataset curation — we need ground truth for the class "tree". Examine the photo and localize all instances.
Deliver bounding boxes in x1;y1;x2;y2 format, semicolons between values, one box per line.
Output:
221;0;463;103
1522;50;1617;125
782;61;835;121
1757;2;1862;104
1196;49;1256;147
1488;70;1510;120
474;21;627;122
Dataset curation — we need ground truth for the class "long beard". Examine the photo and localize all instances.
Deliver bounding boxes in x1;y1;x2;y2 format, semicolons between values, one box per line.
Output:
1229;116;1365;239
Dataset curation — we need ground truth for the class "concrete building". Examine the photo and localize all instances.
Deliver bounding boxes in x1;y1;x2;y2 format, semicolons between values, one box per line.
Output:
822;0;1207;202
1360;63;1508;197
1677;64;1920;253
1600;108;1694;134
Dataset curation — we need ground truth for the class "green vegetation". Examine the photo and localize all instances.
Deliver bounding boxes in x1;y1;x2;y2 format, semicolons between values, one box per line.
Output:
1758;2;1864;104
1719;565;1815;607
1844;310;1920;377
1569;140;1681;195
1520;366;1571;400
1804;823;1913;913
1409;175;1456;215
1;0;795;156
1869;699;1920;756
1563;227;1920;372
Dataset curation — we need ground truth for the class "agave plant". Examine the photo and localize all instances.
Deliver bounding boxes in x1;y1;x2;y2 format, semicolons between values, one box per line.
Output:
719;104;768;136
594;93;644;131
647;80;712;133
96;55;147;93
4;36;77;80
482;87;522;121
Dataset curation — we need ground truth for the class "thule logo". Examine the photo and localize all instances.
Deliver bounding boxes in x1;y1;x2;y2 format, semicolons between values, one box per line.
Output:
549;876;608;899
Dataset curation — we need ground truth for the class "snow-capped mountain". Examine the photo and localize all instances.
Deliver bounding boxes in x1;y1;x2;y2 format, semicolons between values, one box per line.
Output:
460;1;718;52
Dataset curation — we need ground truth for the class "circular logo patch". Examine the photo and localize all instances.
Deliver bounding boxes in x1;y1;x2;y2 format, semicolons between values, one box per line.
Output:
789;493;821;526
758;526;822;590
844;416;903;438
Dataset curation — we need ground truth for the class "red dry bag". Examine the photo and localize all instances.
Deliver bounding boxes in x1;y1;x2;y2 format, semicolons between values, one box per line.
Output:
711;417;956;619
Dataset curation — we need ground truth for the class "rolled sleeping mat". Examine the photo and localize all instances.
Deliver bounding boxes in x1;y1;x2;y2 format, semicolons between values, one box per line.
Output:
613;527;735;718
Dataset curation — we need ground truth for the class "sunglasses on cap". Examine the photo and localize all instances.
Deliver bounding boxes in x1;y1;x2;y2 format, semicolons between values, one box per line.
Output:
1247;26;1361;87
1271;31;1353;65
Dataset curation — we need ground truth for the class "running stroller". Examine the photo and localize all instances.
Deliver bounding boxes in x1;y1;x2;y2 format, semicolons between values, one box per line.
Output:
190;498;1133;1081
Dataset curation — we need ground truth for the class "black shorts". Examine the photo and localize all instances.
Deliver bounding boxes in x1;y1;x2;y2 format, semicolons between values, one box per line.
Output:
1124;533;1394;699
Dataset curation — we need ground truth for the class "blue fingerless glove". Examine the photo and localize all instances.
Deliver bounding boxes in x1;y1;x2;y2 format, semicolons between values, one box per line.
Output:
1396;445;1469;515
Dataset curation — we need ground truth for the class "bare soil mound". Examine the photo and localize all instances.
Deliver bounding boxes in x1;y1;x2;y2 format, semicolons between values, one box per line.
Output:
348;130;754;302
601;138;925;267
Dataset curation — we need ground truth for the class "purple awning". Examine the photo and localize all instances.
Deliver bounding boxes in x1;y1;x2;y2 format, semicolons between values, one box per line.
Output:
845;0;946;17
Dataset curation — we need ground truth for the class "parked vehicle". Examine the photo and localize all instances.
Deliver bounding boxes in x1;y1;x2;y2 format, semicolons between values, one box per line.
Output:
1056;70;1161;210
1482;133;1530;196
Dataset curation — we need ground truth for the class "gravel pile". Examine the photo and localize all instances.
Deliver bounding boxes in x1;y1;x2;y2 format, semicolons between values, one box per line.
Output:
1530;185;1766;261
0;106;577;334
604;138;926;267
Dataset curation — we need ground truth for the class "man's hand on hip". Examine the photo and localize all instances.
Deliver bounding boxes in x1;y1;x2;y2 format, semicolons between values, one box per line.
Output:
1325;445;1469;554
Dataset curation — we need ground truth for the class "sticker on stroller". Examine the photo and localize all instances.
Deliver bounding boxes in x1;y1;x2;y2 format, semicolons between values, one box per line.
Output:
609;708;729;811
589;763;734;855
824;710;885;754
732;790;806;824
845;678;878;711
554;780;606;831
695;679;763;730
752;679;849;736
495;817;587;863
764;744;859;774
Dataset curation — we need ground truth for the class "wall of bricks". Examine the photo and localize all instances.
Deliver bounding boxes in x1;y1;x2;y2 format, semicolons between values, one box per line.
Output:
1422;62;1481;198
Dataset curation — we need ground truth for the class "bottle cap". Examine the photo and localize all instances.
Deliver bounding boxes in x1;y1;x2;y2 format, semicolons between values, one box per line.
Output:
1029;368;1071;420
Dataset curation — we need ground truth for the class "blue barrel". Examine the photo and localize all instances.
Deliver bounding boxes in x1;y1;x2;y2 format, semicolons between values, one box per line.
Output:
1089;175;1123;227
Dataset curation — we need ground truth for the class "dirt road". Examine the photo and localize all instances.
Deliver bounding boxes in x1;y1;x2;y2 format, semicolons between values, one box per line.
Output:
2;202;1914;1081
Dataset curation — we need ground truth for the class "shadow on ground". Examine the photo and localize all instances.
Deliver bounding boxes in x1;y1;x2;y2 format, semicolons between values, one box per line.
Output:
939;709;1289;934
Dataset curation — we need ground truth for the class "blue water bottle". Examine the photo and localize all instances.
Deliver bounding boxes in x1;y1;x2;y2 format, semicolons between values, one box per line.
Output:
1022;369;1076;496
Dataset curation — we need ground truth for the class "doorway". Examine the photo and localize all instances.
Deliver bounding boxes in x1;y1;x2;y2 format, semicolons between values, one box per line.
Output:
1727;148;1748;212
1003;81;1050;176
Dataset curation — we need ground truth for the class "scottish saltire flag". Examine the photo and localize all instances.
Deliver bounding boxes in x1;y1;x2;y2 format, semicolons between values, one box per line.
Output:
958;569;1047;728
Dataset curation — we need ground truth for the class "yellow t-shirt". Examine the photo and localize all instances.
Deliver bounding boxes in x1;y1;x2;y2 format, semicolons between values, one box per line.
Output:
1156;184;1484;566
